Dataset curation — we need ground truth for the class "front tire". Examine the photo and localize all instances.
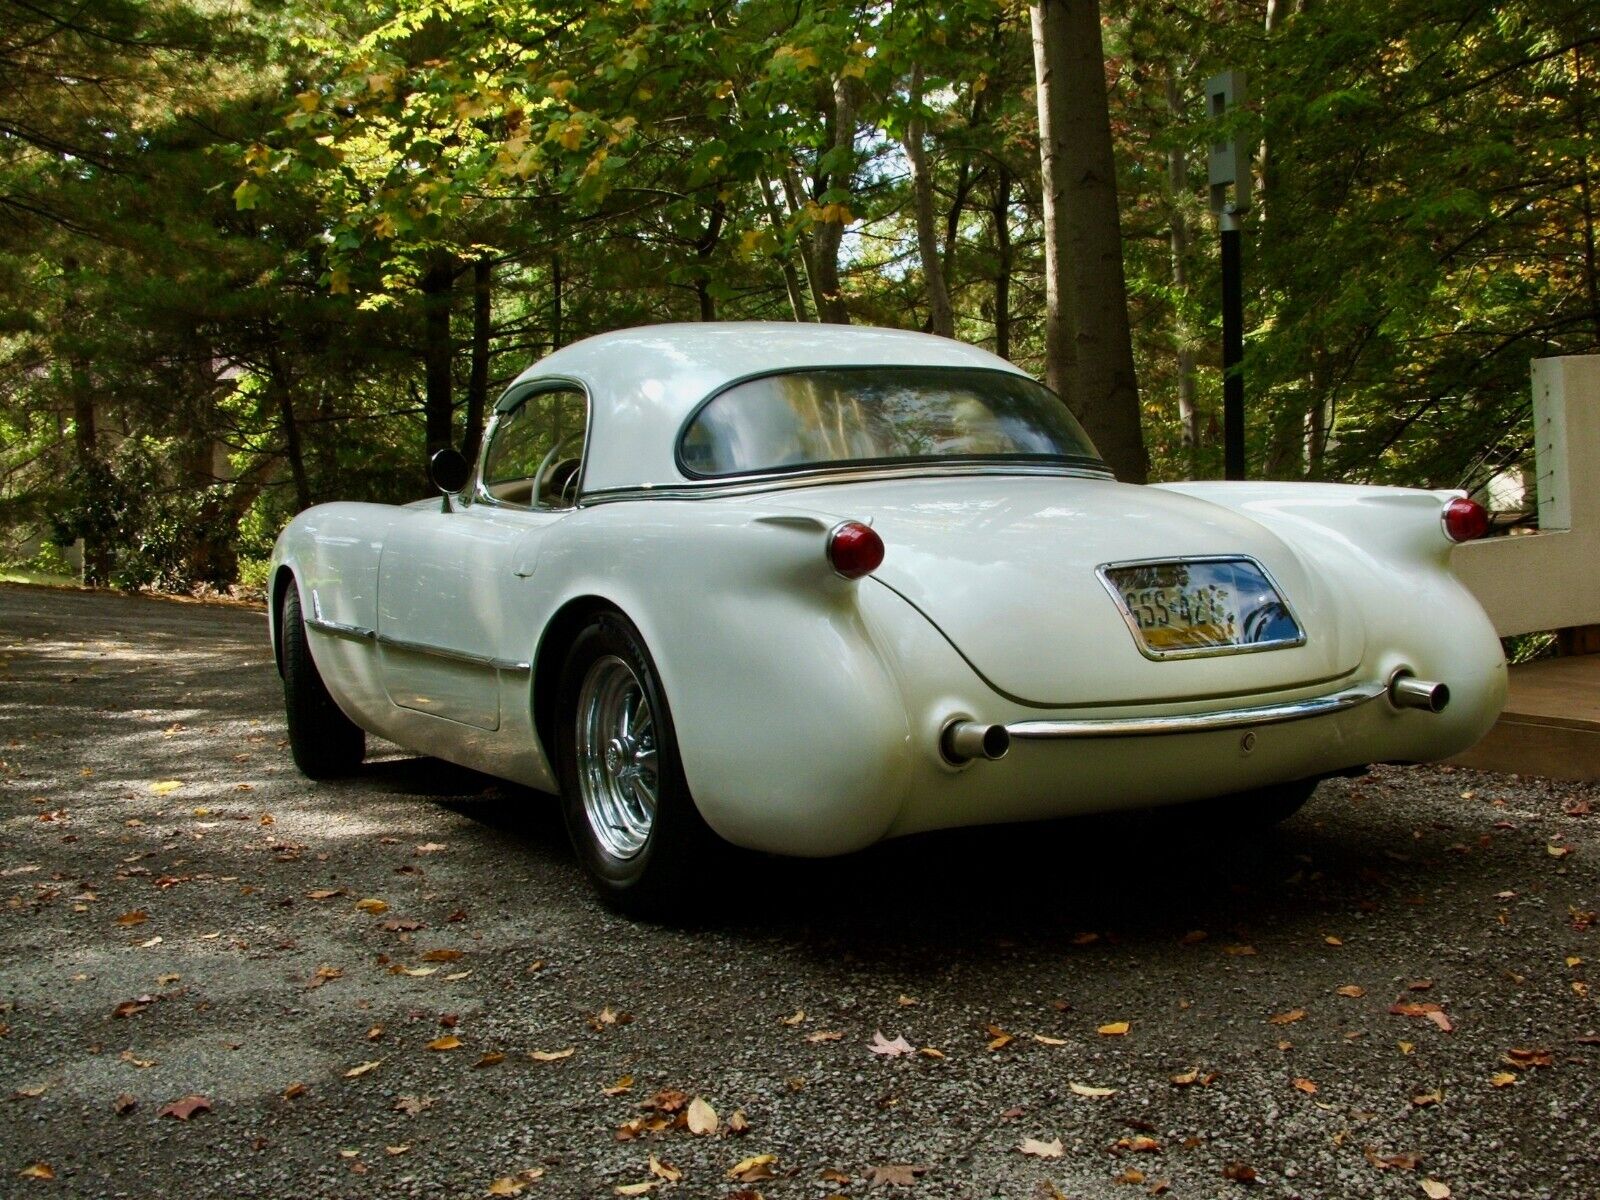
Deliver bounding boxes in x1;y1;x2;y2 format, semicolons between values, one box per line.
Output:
280;584;365;779
555;613;715;914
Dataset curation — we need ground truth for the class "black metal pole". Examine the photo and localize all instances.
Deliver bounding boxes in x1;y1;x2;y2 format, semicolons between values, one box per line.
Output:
1220;208;1245;480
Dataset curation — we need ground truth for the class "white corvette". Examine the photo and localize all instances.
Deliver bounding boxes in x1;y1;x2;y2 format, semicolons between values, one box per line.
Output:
269;323;1506;909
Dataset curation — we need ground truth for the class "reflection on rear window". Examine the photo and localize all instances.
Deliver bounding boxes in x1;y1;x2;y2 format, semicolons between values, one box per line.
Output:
679;367;1105;478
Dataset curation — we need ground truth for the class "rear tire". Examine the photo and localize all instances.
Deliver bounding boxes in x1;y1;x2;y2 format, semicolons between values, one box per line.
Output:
555;612;716;915
280;584;365;779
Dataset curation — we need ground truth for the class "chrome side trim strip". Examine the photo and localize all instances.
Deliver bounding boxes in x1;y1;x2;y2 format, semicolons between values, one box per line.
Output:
305;615;530;674
1006;683;1386;740
578;464;1113;507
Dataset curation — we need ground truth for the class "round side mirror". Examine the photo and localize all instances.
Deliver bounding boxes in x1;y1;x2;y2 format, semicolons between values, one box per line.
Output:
429;447;471;494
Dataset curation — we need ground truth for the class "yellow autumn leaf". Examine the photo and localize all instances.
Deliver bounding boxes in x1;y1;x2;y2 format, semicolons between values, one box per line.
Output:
1490;1072;1517;1087
1096;1021;1130;1036
150;780;183;795
772;44;819;71
344;1060;382;1078
528;1048;574;1062
727;1154;776;1181
355;898;388;915
426;1035;461;1052
648;1156;681;1182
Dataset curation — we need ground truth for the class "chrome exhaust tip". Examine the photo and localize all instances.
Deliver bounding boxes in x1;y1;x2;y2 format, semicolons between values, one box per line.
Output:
941;720;1011;764
1388;673;1450;713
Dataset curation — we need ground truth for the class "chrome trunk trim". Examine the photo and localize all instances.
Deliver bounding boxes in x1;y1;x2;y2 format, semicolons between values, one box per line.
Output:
1005;682;1388;741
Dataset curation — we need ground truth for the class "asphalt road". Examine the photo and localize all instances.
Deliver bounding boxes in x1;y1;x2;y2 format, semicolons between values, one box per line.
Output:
1;582;1596;1200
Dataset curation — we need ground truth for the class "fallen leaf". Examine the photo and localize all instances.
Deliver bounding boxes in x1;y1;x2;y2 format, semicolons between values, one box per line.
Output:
528;1048;574;1062
426;1035;462;1052
113;1093;137;1115
150;780;184;795
157;1094;212;1120
1019;1137;1064;1158
393;1095;432;1115
1116;1135;1162;1153
112;997;153;1019
12;1084;45;1098
1411;1087;1444;1107
1222;944;1258;956
1170;1068;1200;1086
727;1109;750;1134
1324;935;1344;946
897;993;918;1006
647;1156;681;1182
355;898;389;915
420;948;464;962
115;910;149;927
385;1145;409;1156
1421;1181;1451;1199
19;1163;54;1180
779;1009;805;1025
1336;985;1366;998
602;1076;634;1096
613;1183;653;1197
486;1169;544;1196
1069;1081;1116;1097
1269;1009;1307;1025
805;1030;843;1043
415;842;447;854
1221;1161;1257;1183
869;1031;915;1057
474;1052;506;1068
1425;1011;1454;1033
283;1082;307;1100
1293;1078;1318;1094
1097;1021;1130;1036
1032;1033;1068;1046
1547;844;1571;859
1364;1148;1422;1171
1490;1072;1517;1087
1114;1168;1146;1184
686;1096;718;1135
727;1153;776;1182
306;888;344;900
382;917;423;932
344;1060;382;1078
862;1164;926;1186
642;1089;688;1113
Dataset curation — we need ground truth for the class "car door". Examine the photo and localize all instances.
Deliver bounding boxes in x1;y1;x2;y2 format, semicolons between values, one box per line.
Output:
375;382;588;730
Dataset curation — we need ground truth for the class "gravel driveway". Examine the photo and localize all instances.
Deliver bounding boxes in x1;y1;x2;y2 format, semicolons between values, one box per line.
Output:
1;582;1596;1200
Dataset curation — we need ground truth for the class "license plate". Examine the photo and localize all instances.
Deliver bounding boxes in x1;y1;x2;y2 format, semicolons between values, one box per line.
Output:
1098;557;1304;659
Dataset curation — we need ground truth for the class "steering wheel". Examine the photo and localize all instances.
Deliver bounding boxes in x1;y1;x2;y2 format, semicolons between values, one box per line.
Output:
531;431;584;506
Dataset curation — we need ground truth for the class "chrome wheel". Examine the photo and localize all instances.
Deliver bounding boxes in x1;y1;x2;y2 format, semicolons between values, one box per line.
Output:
575;654;659;860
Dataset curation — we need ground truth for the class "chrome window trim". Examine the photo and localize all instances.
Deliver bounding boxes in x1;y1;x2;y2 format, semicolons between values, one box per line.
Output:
1006;682;1385;740
578;463;1114;507
1094;554;1309;662
471;375;592;513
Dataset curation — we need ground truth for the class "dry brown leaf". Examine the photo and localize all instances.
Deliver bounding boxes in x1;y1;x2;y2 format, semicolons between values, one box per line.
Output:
283;1082;307;1100
306;888;344;900
1221;1162;1257;1183
113;1093;137;1115
779;1009;805;1025
612;1185;653;1198
426;1035;462;1052
382;917;423;932
344;1060;382;1078
385;1145;410;1156
415;842;447;854
1032;1033;1068;1046
1222;944;1258;956
1114;1168;1146;1184
528;1048;574;1062
474;1052;506;1068
685;1096;718;1136
1421;1182;1452;1200
1019;1137;1064;1158
115;910;149;927
1116;1135;1162;1153
393;1095;432;1116
1411;1087;1444;1107
647;1156;681;1182
19;1163;54;1181
869;1031;915;1057
1269;1009;1307;1025
420;948;464;962
1335;985;1365;998
727;1153;777;1182
805;1030;843;1043
355;898;388;915
727;1109;750;1134
157;1094;212;1120
1097;1021;1130;1036
1069;1081;1116;1097
1490;1072;1517;1087
1293;1077;1318;1094
1170;1068;1200;1086
602;1076;634;1096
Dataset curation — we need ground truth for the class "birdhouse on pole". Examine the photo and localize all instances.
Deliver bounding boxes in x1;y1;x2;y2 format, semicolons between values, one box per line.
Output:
1206;70;1249;215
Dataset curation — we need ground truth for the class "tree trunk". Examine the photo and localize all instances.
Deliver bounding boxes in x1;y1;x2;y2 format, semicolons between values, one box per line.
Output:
421;253;455;457
810;75;858;324
1166;71;1200;469
464;256;492;463
990;166;1013;361
550;252;564;350
758;169;811;320
1575;47;1600;344
61;257;111;585
694;196;726;321
1031;0;1148;482
266;344;311;513
1030;2;1072;399
905;65;955;337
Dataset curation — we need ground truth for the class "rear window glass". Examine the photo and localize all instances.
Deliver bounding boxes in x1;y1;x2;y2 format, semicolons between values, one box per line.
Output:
678;367;1103;479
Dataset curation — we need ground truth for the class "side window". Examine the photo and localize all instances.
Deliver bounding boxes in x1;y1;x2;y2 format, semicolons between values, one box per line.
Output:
480;387;587;508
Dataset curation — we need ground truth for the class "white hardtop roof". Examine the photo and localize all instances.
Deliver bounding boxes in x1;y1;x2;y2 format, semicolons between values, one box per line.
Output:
505;322;1032;494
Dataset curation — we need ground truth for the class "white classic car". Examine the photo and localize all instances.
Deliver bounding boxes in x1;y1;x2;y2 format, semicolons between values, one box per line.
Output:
269;323;1506;909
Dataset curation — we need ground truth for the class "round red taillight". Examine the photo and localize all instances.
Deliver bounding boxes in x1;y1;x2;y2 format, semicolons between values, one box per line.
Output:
1443;496;1490;543
827;520;884;579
